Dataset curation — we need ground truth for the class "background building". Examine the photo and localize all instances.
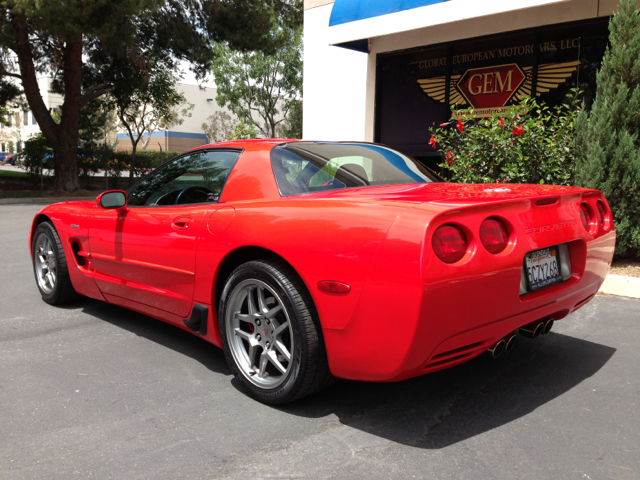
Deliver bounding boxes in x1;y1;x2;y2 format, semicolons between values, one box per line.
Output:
0;77;63;153
304;0;638;170
115;83;224;153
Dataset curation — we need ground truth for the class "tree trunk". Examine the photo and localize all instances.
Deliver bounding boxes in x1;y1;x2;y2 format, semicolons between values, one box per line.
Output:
129;143;138;188
53;138;79;192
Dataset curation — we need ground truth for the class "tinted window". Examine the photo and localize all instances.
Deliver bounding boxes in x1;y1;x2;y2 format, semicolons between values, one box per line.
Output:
271;142;439;196
128;149;241;206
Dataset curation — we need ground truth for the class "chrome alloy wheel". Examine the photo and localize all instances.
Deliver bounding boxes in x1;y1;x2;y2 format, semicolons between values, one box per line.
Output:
34;232;57;294
225;279;294;388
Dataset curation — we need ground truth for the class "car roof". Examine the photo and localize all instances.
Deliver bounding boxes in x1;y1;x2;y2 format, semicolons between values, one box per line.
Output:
190;139;300;152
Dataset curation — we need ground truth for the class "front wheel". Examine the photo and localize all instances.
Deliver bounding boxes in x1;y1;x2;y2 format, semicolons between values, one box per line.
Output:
32;221;78;304
219;259;333;404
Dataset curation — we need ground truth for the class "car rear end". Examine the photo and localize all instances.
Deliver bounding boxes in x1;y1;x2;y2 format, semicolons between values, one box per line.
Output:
323;184;615;382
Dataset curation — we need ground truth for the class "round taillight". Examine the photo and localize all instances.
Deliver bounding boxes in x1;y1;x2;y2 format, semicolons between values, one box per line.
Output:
479;218;509;254
580;203;595;233
596;201;610;231
432;225;468;264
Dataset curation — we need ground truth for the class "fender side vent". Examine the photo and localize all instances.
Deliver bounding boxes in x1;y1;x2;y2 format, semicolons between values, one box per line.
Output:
184;304;209;335
70;242;86;266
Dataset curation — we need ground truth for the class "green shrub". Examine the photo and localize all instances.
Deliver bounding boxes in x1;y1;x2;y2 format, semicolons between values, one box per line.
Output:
575;0;640;260
429;94;580;185
116;150;182;170
22;134;53;178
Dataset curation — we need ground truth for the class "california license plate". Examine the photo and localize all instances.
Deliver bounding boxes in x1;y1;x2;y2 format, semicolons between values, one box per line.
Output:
524;246;563;292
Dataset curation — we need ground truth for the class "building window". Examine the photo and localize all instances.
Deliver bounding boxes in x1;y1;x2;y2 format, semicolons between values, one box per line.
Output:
32;112;37;125
23;111;28;126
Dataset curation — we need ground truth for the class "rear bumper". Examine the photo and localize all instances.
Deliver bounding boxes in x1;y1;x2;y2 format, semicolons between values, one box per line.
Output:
323;229;615;382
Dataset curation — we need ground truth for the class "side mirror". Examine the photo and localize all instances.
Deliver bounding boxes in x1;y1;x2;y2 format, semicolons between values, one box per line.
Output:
97;190;128;209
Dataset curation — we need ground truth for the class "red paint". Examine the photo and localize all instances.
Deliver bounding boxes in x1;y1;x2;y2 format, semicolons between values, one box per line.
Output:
30;140;616;382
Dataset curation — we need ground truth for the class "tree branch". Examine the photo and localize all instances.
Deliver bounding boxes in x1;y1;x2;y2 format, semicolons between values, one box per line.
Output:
79;84;114;109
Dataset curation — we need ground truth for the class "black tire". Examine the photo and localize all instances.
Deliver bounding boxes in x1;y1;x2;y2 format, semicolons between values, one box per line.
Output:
31;221;78;305
219;259;334;404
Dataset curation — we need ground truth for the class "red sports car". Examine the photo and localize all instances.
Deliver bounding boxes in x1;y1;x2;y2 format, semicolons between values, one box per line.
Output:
30;140;615;404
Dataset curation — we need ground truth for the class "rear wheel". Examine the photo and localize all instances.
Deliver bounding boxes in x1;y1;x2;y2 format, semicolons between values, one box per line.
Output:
32;221;78;305
219;259;333;404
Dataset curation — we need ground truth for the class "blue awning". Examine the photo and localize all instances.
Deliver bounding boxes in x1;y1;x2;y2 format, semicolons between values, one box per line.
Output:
329;0;452;26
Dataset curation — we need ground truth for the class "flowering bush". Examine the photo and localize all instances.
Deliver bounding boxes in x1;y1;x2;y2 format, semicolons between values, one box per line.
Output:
429;91;581;185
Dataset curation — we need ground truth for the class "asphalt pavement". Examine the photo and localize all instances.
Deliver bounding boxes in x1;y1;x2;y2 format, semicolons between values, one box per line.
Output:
1;204;639;480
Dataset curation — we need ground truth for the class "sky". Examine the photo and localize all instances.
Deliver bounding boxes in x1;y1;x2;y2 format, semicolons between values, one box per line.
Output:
178;61;216;88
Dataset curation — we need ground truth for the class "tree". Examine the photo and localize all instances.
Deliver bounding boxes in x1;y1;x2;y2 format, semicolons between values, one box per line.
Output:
229;122;258;140
211;21;302;138
202;111;237;143
115;69;192;183
281;98;302;139
576;0;640;259
0;0;302;191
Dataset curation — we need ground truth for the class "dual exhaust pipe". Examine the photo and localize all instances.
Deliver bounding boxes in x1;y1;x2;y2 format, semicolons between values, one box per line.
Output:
487;334;517;359
488;318;554;359
519;318;554;339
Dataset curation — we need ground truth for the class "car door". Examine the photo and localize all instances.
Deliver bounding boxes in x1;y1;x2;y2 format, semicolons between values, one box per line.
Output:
88;148;242;318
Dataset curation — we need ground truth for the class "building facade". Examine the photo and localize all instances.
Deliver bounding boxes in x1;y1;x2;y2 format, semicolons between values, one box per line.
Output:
0;77;64;153
116;83;224;153
304;0;637;170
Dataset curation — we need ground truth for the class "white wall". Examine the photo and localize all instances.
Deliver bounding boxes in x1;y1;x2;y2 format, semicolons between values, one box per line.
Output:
303;4;370;141
173;83;226;134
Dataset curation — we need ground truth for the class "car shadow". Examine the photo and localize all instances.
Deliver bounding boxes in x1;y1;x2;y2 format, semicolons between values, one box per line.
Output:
75;297;232;376
272;330;615;449
68;297;614;449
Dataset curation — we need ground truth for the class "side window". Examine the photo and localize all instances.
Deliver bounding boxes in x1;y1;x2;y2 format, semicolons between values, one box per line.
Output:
128;150;241;206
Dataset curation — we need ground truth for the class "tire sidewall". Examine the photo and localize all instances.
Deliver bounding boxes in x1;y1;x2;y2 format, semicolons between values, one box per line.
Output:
219;261;308;404
32;222;63;304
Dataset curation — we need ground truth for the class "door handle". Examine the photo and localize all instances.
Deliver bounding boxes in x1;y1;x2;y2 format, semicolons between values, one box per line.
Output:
172;216;194;230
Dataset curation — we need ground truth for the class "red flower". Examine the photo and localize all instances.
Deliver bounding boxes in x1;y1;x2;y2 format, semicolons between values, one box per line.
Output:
429;136;437;148
456;119;464;132
439;122;449;127
498;118;504;127
512;125;525;136
445;151;454;165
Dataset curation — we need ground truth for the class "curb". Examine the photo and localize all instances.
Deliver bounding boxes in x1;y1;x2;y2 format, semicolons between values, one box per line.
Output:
599;274;640;299
0;196;95;205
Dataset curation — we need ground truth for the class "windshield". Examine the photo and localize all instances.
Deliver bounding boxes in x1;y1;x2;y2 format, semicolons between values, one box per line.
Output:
271;142;440;196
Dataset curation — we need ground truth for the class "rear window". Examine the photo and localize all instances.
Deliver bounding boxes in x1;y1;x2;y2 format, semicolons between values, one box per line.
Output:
271;142;439;196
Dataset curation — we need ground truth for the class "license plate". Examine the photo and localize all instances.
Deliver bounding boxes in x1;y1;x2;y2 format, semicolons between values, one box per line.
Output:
524;246;563;292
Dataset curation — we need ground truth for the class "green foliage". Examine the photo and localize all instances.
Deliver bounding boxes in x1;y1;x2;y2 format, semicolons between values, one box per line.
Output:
22;134;53;178
202;111;236;143
429;94;581;185
228;122;258;141
281;99;302;139
211;20;302;138
113;66;191;180
78;98;116;144
576;0;640;259
0;0;301;191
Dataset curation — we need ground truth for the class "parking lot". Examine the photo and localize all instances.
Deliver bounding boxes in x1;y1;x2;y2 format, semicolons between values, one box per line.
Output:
1;203;639;480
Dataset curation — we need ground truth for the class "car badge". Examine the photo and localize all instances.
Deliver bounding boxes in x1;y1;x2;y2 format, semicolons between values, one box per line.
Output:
484;188;511;193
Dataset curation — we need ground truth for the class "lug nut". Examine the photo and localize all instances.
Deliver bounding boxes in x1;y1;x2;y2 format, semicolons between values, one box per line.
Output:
265;319;270;325
266;342;271;348
255;319;261;326
256;334;261;341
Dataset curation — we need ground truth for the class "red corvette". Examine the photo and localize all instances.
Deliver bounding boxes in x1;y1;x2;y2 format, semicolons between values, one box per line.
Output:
30;140;615;404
